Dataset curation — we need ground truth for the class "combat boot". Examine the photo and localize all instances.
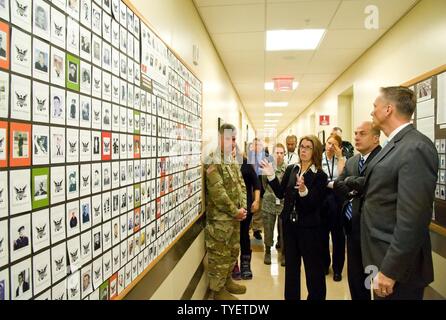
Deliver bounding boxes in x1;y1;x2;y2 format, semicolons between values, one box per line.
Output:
213;288;238;300
225;277;246;294
240;254;253;280
264;246;271;265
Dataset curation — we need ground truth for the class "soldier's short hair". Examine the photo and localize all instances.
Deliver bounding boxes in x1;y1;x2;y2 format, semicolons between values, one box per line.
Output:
273;143;285;153
286;135;297;143
218;123;236;135
380;86;416;119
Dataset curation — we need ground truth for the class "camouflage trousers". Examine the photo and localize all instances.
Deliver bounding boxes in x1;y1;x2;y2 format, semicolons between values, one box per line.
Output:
205;220;240;292
262;208;281;248
251;201;263;231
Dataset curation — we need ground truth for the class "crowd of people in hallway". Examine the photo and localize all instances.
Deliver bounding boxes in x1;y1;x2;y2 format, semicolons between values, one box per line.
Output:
204;86;439;300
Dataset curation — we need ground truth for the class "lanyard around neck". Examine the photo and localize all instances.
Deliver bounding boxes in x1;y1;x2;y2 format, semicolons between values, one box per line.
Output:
325;155;335;181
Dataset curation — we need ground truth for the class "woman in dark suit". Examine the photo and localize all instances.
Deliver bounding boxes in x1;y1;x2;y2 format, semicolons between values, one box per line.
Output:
260;135;327;300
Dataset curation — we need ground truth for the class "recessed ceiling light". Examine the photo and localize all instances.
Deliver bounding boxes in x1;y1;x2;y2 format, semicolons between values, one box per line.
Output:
264;101;289;108
266;29;326;51
264;119;279;123
264;124;277;127
264;113;283;117
264;82;299;92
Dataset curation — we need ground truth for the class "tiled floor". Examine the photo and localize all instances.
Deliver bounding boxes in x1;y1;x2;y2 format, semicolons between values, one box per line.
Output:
239;238;351;300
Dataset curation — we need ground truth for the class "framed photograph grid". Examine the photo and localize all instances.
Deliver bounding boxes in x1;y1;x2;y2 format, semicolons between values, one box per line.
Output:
0;0;202;300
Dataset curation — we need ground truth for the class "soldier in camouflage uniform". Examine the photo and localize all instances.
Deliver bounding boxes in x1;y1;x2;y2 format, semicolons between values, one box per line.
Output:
204;124;248;300
262;143;287;266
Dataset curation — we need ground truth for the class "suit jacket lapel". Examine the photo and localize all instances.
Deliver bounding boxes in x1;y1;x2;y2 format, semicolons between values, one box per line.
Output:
364;125;414;187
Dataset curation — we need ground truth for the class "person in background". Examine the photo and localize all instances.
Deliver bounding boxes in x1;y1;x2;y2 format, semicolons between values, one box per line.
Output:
334;121;381;300
321;134;346;282
232;146;261;280
262;143;287;266
261;135;327;300
248;138;265;241
285;135;299;165
204;123;248;300
332;127;354;159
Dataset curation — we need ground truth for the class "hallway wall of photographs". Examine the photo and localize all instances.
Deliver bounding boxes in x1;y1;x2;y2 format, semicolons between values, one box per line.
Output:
0;0;203;300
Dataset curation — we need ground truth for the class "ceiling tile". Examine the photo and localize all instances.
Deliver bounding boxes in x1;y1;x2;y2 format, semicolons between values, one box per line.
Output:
319;28;387;49
266;1;341;29
198;4;265;33
330;0;418;29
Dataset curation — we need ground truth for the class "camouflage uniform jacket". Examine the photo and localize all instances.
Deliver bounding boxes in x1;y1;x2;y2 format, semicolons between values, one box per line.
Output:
261;161;287;215
204;149;247;222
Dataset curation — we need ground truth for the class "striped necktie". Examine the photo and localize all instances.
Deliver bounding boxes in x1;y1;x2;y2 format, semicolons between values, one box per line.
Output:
345;156;366;220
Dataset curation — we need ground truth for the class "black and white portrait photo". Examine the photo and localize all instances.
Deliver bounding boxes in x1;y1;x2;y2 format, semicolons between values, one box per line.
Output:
33;0;50;40
32;125;49;165
11;259;32;300
66;91;79;126
51;87;66;125
80;27;91;61
0;0;9;21
51;47;65;86
69;61;78;83
80;0;91;29
33;38;49;81
9;213;31;262
50;126;65;164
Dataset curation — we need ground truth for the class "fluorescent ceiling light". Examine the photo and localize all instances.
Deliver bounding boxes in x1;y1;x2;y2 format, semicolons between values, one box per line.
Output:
264;113;283;117
264;119;279;123
264;101;289;108
264;124;277;127
264;82;299;91
266;29;325;51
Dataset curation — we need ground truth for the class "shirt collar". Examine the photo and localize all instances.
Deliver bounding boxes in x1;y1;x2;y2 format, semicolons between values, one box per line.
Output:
387;122;411;142
360;152;371;162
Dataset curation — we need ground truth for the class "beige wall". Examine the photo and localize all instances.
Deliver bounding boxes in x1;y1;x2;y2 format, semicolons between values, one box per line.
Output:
131;0;255;153
279;0;446;144
279;0;446;295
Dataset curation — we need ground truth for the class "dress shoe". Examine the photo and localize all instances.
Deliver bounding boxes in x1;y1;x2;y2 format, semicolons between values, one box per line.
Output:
333;273;342;282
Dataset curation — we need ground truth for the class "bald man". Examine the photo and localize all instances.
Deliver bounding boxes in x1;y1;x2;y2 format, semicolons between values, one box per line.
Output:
334;121;381;300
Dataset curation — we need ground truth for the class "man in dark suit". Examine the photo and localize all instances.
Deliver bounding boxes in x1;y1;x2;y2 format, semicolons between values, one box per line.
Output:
334;121;381;300
357;87;438;300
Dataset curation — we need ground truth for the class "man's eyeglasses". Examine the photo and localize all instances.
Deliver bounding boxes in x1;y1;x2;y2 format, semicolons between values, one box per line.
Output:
299;145;313;151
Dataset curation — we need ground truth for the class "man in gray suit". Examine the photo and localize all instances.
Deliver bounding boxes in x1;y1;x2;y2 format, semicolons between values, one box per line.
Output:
358;86;438;299
334;121;381;300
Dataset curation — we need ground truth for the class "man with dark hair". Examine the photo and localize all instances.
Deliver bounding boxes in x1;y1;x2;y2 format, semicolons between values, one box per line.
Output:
353;86;438;300
204;123;248;300
285;135;299;165
332;127;354;159
334;121;381;300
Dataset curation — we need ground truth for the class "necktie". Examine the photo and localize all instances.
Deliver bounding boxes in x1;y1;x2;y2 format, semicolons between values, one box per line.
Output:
358;156;365;174
345;156;366;220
